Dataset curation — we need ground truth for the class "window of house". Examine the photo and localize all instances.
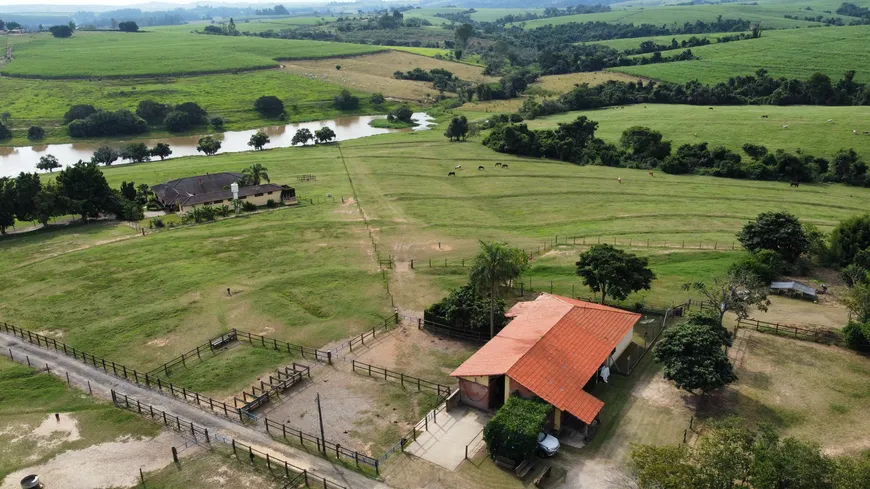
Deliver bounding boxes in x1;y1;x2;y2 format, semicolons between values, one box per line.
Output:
267;191;273;195
254;193;264;197
239;196;247;200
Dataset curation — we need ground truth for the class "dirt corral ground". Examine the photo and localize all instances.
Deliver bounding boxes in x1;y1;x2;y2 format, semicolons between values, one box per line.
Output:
281;50;497;102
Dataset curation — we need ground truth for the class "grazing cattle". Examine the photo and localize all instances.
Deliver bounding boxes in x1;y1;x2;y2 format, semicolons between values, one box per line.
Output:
455;165;462;170
648;171;655;177
617;177;623;184
864;131;870;135
709;107;714;110
495;162;502;167
478;165;485;170
853;130;858;135
693;133;698;137
502;164;509;169
790;182;800;188
782;125;789;129
761;115;768;119
448;171;456;176
827;119;834;123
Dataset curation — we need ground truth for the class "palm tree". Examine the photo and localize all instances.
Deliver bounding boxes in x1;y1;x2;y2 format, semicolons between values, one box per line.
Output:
470;241;528;338
242;164;270;186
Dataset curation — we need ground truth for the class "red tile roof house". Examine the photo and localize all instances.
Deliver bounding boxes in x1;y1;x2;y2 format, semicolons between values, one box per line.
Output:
450;293;640;441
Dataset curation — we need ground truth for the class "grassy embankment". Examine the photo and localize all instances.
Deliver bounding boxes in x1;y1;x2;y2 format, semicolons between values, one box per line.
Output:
522;104;870;159
613;25;870;83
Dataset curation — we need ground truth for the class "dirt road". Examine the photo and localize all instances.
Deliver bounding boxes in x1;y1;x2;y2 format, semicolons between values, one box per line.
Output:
0;333;393;489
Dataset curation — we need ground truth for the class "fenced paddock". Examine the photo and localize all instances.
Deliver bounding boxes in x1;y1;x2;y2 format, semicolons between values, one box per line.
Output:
234;363;311;413
737;317;843;346
263;417;381;475
234;329;334;364
111;390;348;489
350;359;453;398
147;330;239;377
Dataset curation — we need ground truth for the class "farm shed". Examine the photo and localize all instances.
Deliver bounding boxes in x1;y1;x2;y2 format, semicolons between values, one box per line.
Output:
770;281;817;299
451;293;640;439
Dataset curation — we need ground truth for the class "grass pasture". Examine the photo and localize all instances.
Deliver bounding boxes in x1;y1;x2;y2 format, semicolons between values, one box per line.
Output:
526;104;870;159
585;31;747;52
281;50;496;101
1;30;382;78
516;4;843;29
612;25;870;83
529;71;647;95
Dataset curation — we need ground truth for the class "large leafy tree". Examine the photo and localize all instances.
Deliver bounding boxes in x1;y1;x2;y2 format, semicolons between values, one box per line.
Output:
241;164;270;186
120;142;151;163
315;127;336;144
426;285;507;334
470;241;529;338
0;178;15;234
829;214;870;266
196;136;221;156
254;96;284;117
575;244;656;304
291;128;313;146
444;115;469;142
56;161;115;220
12;172;42;222
737;212;809;263
654;316;737;395
248;131;270;151
36;155;61;173
150;142;172;161
90;145;120;166
683;270;770;324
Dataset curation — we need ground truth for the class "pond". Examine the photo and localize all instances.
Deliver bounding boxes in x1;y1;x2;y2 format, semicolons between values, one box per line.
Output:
0;113;434;177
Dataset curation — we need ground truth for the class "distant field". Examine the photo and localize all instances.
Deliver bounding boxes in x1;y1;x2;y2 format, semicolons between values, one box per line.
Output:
612;25;870;83
515;4;843;28
406;7;545;24
526;104;870;159
585;31;746;52
234;16;339;33
390;46;453;57
281;50;496;101
0;70;383;145
1;31;382;77
529;71;646;95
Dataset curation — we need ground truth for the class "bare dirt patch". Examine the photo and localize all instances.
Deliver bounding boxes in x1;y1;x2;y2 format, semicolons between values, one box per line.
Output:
532;71;647;95
0;431;188;489
282;51;496;101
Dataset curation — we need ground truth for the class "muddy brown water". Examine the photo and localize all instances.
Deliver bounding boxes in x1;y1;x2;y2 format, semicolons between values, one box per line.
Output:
0;113;434;177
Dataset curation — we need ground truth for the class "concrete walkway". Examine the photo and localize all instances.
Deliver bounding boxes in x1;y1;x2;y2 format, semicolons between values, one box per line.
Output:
406;406;490;471
0;332;393;489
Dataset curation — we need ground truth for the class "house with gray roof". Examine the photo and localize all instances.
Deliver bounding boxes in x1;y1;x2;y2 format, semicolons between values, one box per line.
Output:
151;172;295;212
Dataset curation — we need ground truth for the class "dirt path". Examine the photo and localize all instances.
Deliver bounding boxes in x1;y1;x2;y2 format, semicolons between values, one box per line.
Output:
0;333;393;489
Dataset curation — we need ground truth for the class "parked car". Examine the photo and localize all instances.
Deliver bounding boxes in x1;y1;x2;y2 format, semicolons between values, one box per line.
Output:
537;432;560;456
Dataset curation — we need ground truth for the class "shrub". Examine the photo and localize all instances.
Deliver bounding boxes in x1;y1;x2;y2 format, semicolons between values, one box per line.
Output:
174;102;207;124
483;396;552;462
843;321;870;351
392;105;413;122
729;249;784;283
241;201;258;212
370;93;386;105
266;199;276;208
163;111;193;132
425;285;506;333
63;104;96;124
152;217;165;228
254;95;285;117
118;21;139;32
333;89;359;110
49;25;73;38
27;126;45;140
0;122;12;140
136;100;170;124
68;109;148;138
210;116;225;130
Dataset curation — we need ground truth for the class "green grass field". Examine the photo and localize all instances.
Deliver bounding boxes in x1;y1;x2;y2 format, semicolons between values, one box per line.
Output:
612;25;870;83
523;104;870;159
0;70;385;145
515;3;837;29
2;31;382;78
405;7;545;25
585;31;745;52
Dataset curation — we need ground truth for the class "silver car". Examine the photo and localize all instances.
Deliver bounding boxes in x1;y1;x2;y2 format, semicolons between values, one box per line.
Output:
537;432;560;457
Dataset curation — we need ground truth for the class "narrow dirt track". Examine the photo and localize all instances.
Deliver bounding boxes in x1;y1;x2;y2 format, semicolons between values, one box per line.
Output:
0;333;394;489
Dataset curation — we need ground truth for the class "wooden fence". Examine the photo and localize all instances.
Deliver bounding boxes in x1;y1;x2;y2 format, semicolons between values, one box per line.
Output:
111;391;347;489
146;330;238;377
418;317;490;344
234;329;333;364
263;417;380;475
737;318;843;346
350;359;453;398
234;363;310;413
1;322;247;423
329;313;399;357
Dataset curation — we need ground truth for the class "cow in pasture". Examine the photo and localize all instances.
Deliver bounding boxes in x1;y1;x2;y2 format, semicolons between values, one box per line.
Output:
782;125;789;129
455;165;462;170
709;107;714;110
648;171;655;177
854;130;858;135
478;166;485;170
502;164;509;169
864;131;870;135
448;171;456;176
617;177;623;184
827;119;834;123
790;182;800;188
761;115;769;119
495;162;502;167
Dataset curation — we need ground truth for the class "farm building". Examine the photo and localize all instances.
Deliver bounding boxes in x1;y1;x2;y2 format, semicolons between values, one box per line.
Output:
151;172;296;212
451;293;640;439
769;281;818;299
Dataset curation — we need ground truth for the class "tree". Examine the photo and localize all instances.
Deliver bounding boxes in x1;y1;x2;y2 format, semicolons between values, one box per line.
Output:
393;105;413;122
210;117;224;130
91;145;120;166
12;172;42;222
829;214;870;266
291;128;313;146
196;136;221;156
629;444;694;489
0;179;15;234
483;396;552;462
620;126;672;162
0;122;11;141
654;317;737;394
683;270;770;324
737;212;809;263
56;161;115;220
470;241;529;338
333;89;360;110
241;164;270;186
843;283;870;324
254;95;285;117
120;142;151;163
163;111;192;132
444;115;469;142
370;93;386;105
120;181;137;201
248;131;270;151
68;21;76;32
49;25;73;38
742;143;769;161
27;126;45;141
455;23;474;48
314;127;336;144
118;21;139;32
135;100;170;124
34;183;60;226
150;142;172;161
36;155;61;173
426;285;507;334
173;102;208;124
63;104;96;124
575;244;656;304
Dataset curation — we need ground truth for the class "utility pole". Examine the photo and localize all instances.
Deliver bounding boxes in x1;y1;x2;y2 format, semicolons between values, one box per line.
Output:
316;393;326;454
